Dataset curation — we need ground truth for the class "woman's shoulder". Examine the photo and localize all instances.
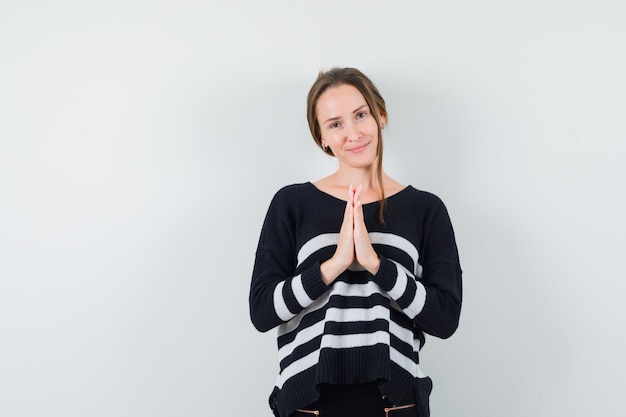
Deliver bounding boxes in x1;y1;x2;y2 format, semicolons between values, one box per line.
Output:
272;182;314;198
266;182;317;207
397;185;450;211
383;176;445;207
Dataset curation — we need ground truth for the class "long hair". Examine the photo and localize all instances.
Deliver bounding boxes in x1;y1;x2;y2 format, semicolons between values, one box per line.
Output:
306;67;388;222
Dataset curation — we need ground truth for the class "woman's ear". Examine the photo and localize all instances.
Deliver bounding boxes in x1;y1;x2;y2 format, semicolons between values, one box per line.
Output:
380;114;387;128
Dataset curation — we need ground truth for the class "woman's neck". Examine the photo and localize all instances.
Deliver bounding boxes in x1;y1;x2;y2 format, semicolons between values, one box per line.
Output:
333;166;380;190
313;168;404;204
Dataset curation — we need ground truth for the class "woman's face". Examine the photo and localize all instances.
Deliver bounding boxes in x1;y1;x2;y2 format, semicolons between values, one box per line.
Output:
316;84;385;170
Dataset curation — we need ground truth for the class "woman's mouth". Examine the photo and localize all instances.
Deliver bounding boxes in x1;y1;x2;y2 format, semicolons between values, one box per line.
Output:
348;143;368;153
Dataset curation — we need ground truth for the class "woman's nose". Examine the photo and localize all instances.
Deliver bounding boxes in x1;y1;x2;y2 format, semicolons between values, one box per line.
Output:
345;121;360;141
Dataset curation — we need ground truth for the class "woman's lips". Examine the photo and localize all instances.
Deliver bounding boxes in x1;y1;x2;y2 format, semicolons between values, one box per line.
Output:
347;143;368;153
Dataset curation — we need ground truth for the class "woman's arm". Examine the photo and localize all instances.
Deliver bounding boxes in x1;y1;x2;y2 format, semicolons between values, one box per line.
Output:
250;186;360;332
249;189;329;332
372;197;462;339
249;246;328;332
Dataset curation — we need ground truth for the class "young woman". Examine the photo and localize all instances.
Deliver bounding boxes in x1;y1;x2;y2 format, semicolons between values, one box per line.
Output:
249;68;462;417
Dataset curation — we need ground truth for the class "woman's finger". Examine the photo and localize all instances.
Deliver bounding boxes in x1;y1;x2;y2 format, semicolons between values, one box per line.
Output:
353;185;380;274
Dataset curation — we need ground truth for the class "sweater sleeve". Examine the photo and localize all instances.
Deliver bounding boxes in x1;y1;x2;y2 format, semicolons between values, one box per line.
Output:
414;197;462;338
249;189;329;332
372;257;428;320
372;196;462;339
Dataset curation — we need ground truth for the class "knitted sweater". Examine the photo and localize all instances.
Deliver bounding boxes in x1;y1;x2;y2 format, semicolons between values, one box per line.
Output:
249;183;462;417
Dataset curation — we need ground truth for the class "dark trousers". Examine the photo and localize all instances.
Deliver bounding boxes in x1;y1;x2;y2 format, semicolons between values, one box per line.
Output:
291;382;418;417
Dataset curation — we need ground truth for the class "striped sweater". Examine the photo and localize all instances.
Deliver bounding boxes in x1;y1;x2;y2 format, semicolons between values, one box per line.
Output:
249;183;462;417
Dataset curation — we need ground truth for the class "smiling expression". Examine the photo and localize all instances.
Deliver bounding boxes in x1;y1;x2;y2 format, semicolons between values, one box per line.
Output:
316;84;385;169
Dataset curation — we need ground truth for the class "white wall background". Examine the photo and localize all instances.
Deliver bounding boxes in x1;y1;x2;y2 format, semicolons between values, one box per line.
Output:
1;1;625;416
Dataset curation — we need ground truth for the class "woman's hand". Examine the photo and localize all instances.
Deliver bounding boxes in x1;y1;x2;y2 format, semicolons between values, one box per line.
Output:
320;185;380;284
353;185;380;275
320;185;356;285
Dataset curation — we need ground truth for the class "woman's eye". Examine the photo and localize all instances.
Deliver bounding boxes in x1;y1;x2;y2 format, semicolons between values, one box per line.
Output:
356;111;367;119
329;122;340;129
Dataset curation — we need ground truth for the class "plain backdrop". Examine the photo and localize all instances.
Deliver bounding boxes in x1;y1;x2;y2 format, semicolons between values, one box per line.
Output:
1;1;625;416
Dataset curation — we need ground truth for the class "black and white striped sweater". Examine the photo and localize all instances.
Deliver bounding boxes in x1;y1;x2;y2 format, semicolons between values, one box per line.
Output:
249;182;462;417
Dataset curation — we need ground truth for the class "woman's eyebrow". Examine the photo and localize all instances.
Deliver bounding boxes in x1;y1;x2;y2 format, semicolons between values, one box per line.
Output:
352;104;369;114
322;104;369;125
322;115;340;125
